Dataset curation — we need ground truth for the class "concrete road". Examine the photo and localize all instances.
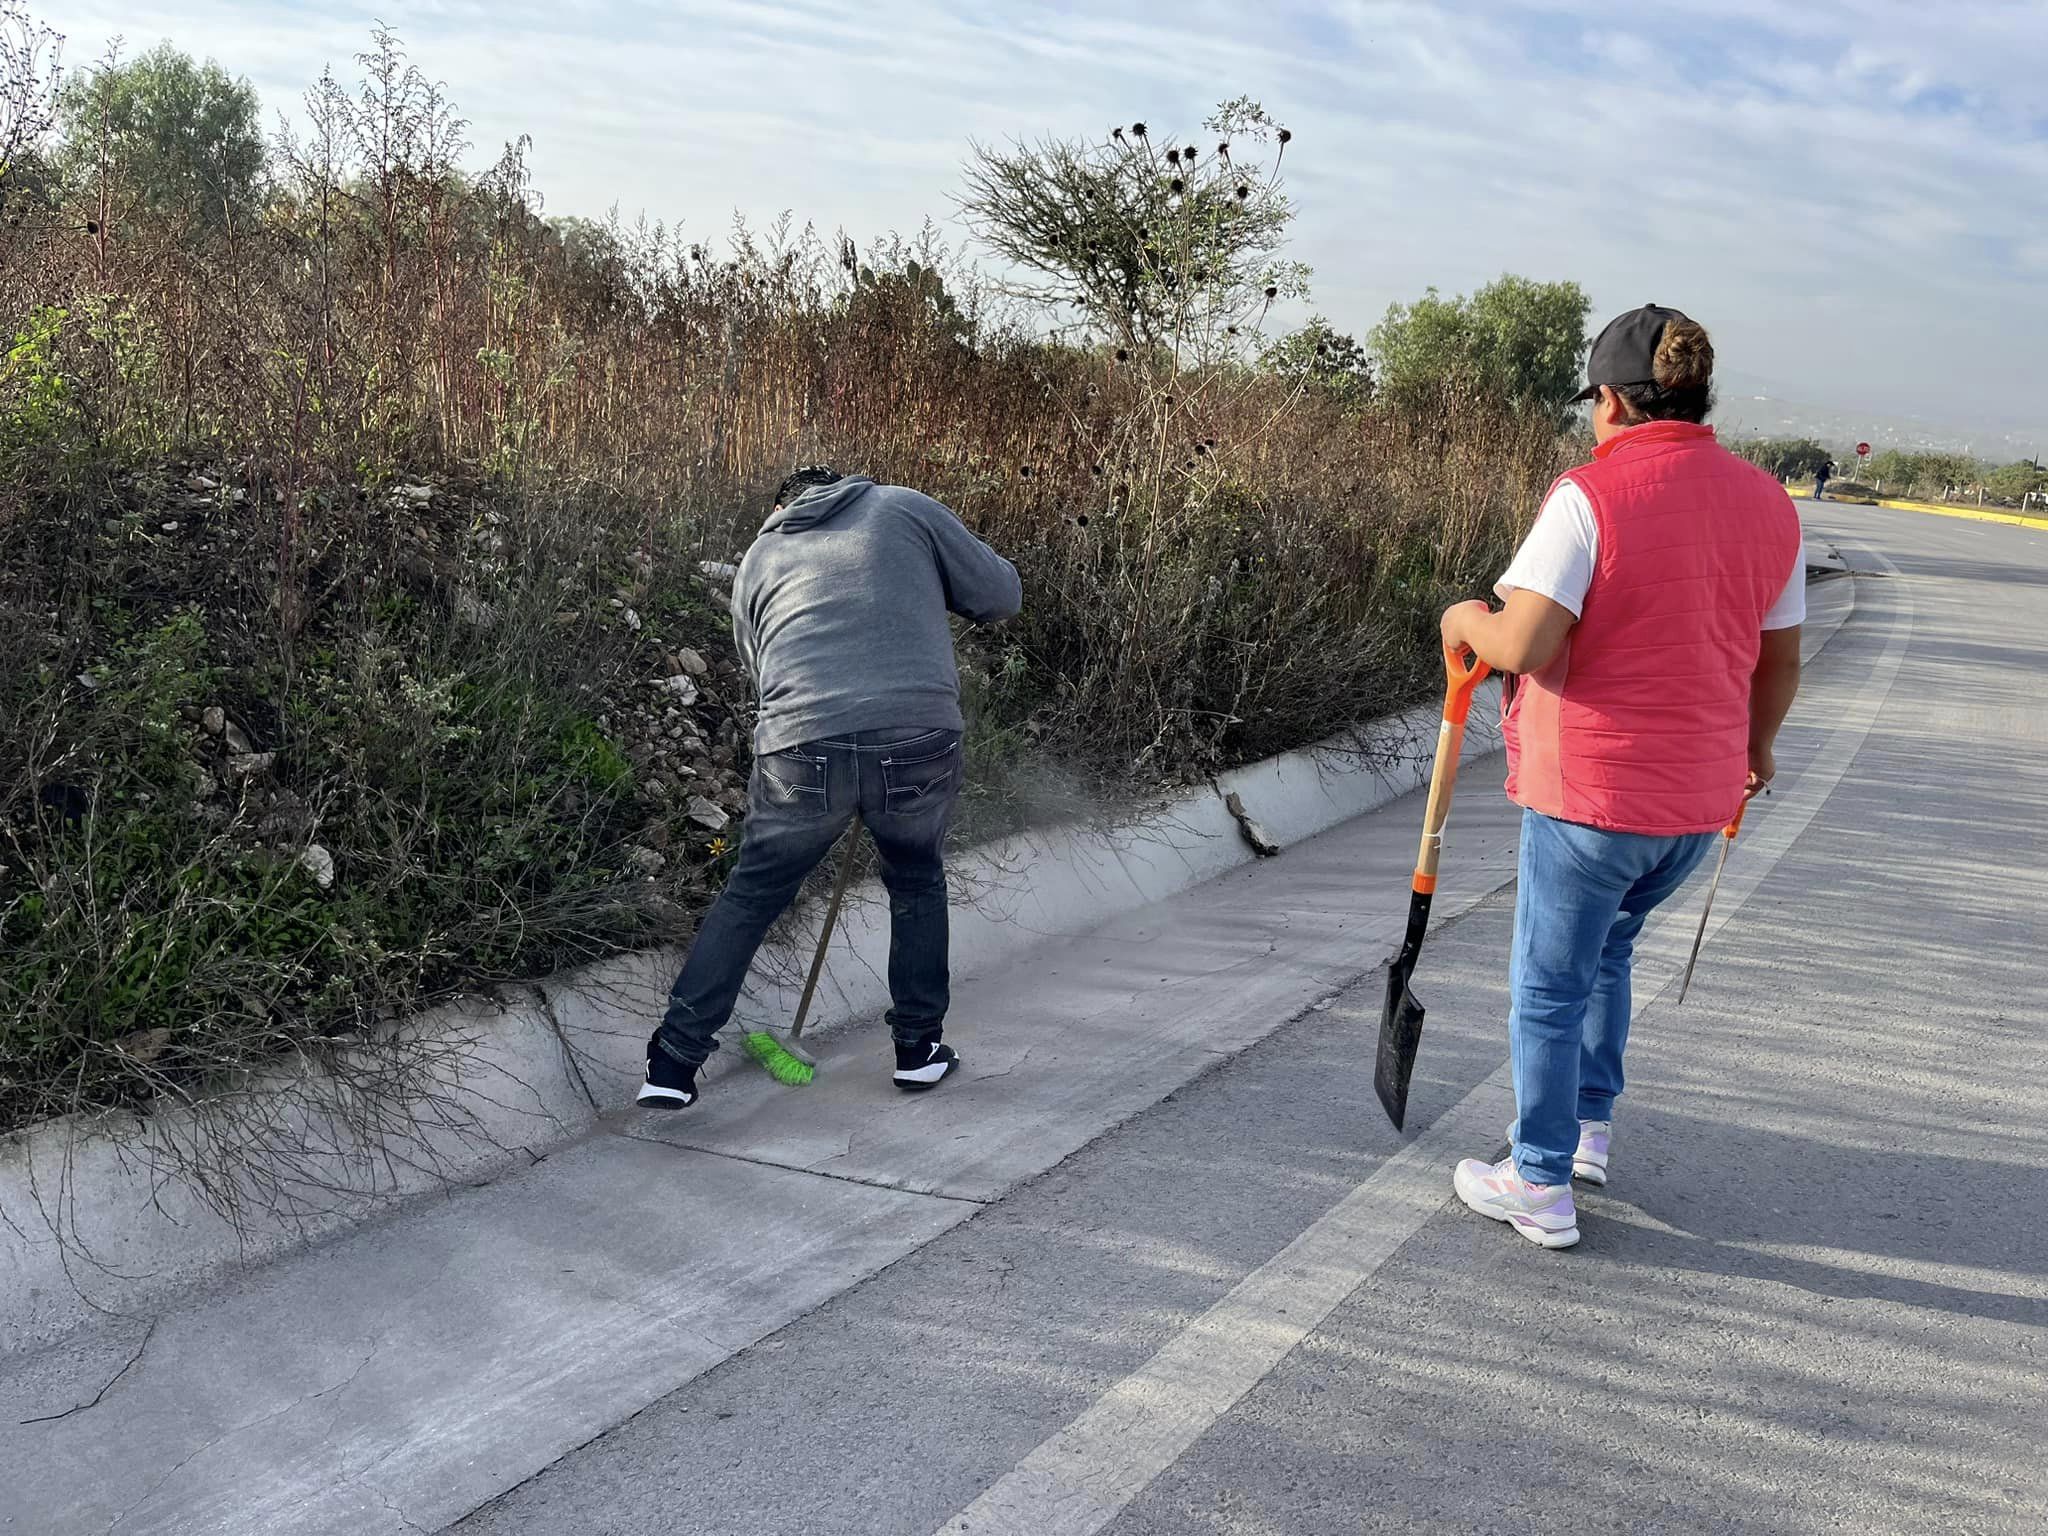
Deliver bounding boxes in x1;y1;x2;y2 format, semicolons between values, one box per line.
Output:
5;502;2043;1535
452;504;2048;1536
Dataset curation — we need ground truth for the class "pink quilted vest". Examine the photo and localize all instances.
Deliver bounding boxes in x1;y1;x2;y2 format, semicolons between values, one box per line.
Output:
1503;420;1802;836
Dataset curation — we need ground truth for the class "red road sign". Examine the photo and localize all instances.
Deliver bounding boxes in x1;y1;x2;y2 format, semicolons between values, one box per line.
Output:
1856;441;1871;458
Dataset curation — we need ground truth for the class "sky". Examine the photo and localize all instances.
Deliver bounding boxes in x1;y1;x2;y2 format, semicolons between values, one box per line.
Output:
40;0;2048;440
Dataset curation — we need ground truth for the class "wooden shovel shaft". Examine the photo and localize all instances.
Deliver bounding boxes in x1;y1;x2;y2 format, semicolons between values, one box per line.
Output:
1412;652;1491;895
1412;716;1472;894
789;817;863;1041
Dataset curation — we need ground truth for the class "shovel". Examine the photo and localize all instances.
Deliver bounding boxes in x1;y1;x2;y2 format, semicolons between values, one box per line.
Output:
1375;644;1491;1129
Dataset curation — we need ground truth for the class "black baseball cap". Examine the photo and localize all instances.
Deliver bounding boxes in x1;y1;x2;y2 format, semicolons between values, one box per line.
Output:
1573;304;1692;403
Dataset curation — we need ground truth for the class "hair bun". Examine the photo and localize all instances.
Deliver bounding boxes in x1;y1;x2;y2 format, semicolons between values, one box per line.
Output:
1653;319;1714;392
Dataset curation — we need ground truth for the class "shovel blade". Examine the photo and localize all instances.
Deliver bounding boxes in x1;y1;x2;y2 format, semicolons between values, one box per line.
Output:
1374;967;1426;1130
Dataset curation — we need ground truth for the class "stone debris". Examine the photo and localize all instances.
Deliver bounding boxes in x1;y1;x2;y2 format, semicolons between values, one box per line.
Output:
686;796;730;832
1224;790;1280;858
299;844;336;890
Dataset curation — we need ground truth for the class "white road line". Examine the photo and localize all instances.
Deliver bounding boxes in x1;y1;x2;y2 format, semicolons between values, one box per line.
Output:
935;551;1912;1536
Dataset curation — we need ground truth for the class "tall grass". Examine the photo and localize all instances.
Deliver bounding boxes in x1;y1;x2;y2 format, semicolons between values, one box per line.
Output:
0;31;1568;1177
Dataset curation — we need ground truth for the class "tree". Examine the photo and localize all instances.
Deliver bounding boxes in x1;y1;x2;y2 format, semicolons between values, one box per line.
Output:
56;42;264;231
1866;448;1912;489
1735;436;1831;481
0;0;62;209
1983;459;2048;507
1369;275;1590;423
1865;449;1983;498
959;98;1308;359
1260;315;1371;405
1918;451;1981;498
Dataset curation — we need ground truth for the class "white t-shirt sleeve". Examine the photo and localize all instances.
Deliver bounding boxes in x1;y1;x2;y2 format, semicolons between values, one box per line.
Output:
1496;481;1598;617
1498;481;1807;630
1761;546;1806;630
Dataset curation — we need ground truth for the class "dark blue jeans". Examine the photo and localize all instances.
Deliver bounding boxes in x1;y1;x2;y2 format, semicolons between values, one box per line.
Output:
653;727;964;1070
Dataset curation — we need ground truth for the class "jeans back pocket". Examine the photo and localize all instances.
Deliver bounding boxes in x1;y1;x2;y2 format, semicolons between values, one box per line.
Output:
880;733;961;813
757;749;827;812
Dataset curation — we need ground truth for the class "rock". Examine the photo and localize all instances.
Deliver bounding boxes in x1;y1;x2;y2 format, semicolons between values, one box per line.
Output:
188;473;218;491
675;647;709;677
161;521;180;533
686;796;730;832
116;1027;174;1063
1224;790;1280;858
74;672;99;691
299;844;336;889
625;845;666;874
660;674;699;704
201;706;226;735
623;608;643;632
698;560;739;582
396;483;434;504
223;722;253;754
228;751;276;778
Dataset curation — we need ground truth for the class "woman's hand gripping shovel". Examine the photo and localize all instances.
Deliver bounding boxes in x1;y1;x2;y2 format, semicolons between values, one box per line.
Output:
1375;645;1491;1129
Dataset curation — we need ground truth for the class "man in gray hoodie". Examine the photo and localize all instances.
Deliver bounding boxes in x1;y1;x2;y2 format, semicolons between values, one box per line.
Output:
639;467;1023;1108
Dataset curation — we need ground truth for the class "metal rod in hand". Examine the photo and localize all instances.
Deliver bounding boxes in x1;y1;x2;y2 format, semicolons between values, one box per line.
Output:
789;817;862;1042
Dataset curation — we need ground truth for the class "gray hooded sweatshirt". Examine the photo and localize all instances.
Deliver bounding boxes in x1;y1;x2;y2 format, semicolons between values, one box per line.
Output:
731;478;1023;755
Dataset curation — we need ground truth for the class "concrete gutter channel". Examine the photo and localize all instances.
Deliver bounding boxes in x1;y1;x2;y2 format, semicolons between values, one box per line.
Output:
0;545;1854;1533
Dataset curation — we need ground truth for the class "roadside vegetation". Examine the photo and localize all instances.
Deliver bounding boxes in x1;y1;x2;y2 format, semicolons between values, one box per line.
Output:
0;12;1585;1167
1737;436;2045;509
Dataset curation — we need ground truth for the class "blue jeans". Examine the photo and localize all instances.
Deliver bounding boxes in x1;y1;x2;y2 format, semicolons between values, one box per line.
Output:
653;727;964;1070
1509;809;1717;1187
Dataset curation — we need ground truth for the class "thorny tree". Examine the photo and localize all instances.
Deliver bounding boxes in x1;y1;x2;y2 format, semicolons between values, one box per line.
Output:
960;97;1308;362
0;0;62;209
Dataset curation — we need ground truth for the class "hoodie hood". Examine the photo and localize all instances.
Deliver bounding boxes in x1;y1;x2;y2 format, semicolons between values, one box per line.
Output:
760;475;877;534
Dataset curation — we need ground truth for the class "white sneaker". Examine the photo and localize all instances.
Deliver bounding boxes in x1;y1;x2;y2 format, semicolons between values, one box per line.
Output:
1573;1120;1612;1186
1453;1156;1580;1248
1504;1118;1614;1186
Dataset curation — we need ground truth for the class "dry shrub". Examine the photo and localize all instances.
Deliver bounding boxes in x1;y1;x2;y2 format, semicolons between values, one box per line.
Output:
0;30;1568;1196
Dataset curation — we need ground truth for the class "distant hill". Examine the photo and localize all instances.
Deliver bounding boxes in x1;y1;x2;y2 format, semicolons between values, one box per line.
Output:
1714;373;2044;464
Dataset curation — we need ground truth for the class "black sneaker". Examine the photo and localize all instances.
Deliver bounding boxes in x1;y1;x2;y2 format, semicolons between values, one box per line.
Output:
636;1045;699;1109
893;1040;959;1092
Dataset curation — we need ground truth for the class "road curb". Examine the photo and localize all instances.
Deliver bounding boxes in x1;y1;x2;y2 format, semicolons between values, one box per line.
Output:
0;559;1855;1351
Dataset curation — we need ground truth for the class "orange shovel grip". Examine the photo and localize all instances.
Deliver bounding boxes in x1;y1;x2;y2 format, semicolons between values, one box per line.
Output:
1442;644;1492;726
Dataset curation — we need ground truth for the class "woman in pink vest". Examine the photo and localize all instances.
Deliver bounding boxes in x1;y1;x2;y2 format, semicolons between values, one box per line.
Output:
1439;305;1804;1249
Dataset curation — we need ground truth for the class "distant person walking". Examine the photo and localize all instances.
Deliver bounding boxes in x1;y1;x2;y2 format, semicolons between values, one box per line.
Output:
1814;458;1834;501
1437;305;1804;1248
638;468;1023;1110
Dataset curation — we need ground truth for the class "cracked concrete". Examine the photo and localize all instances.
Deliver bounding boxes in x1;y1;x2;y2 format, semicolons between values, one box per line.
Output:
0;737;1531;1536
0;544;1869;1535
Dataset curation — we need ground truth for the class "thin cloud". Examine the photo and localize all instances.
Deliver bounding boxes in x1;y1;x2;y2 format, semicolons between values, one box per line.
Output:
43;0;2048;433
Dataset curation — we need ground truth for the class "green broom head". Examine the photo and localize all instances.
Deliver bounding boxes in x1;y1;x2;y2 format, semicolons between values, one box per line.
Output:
742;1030;816;1086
